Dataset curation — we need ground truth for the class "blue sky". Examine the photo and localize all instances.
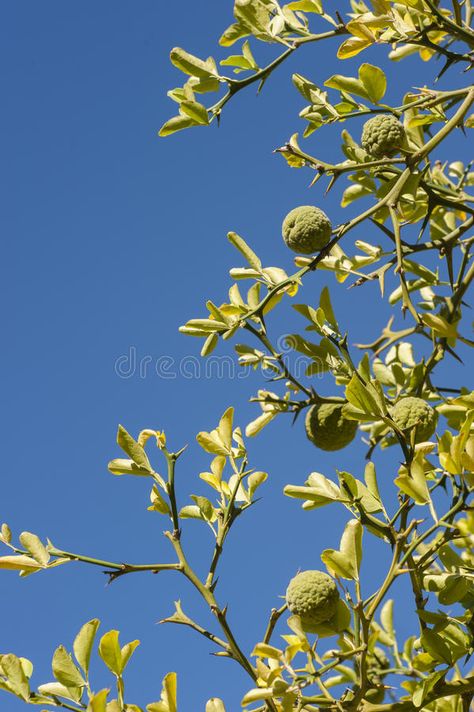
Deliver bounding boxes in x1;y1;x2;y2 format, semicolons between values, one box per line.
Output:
1;2;472;710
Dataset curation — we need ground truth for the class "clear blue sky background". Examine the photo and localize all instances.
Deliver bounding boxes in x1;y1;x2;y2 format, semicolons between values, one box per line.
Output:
1;2;472;710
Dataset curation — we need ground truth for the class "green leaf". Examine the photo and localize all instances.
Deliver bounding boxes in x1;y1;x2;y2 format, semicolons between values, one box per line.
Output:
420;629;452;664
52;646;85;689
380;600;395;641
321;519;363;580
251;643;282;659
358;63;386;103
284;472;342;509
169;48;216;79
219;22;250;47
338;471;382;514
233;1;270;36
0;554;42;571
196;428;230;455
248;471;267;499
0;654;30;700
412;671;446;708
148;485;171;515
179;505;204;520
185;319;228;332
89;689;109;712
394;452;430;505
242;40;257;68
438;575;469;605
293;303;326;332
319;287;338;330
287;0;323;12
364;461;382;505
227;232;262;271
241;688;274;704
120;640;140;672
245;412;275;437
190;495;215;521
161;672;177;712
117;426;153;472
341;183;373;207
0;523;12;544
337;36;373;60
206;699;226;712
218;407;234;451
99;631;122;676
324;74;370;101
220;55;254;71
73;619;100;676
159;115;196;137
19;532;50;566
201;333;218;357
189;76;220;94
345;374;382;417
180;100;209;125
108;458;153;477
106;701;123;712
421;313;458;340
38;681;82;703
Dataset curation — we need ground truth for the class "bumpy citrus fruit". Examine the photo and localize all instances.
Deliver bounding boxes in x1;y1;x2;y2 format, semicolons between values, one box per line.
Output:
361;115;406;158
282;206;332;254
390;396;437;443
305;403;357;451
286;570;339;632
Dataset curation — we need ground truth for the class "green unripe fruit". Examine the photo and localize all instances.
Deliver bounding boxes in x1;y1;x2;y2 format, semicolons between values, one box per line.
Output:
305;403;357;451
390;396;437;443
282;205;332;254
286;570;339;633
361;114;406;158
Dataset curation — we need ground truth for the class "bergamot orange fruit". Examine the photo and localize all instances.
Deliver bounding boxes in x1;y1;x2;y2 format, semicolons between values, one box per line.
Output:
390;396;437;442
361;115;406;158
282;206;332;254
286;570;339;632
305;403;357;451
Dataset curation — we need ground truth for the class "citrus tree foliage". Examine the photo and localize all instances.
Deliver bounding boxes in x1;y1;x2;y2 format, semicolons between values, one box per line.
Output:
2;1;474;711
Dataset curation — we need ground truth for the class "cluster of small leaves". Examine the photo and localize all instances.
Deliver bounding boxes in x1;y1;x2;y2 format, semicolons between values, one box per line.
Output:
179;87;474;443
2;1;474;711
160;0;474;137
157;2;474;709
179;231;299;357
0;526;70;576
292;62;389;137
0;618;179;712
0;411;271;711
108;409;268;531
180;406;268;527
159;1;340;137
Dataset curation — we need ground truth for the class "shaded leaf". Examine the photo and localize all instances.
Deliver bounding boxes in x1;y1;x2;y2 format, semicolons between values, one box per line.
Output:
321;519;362;580
52;646;85;689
